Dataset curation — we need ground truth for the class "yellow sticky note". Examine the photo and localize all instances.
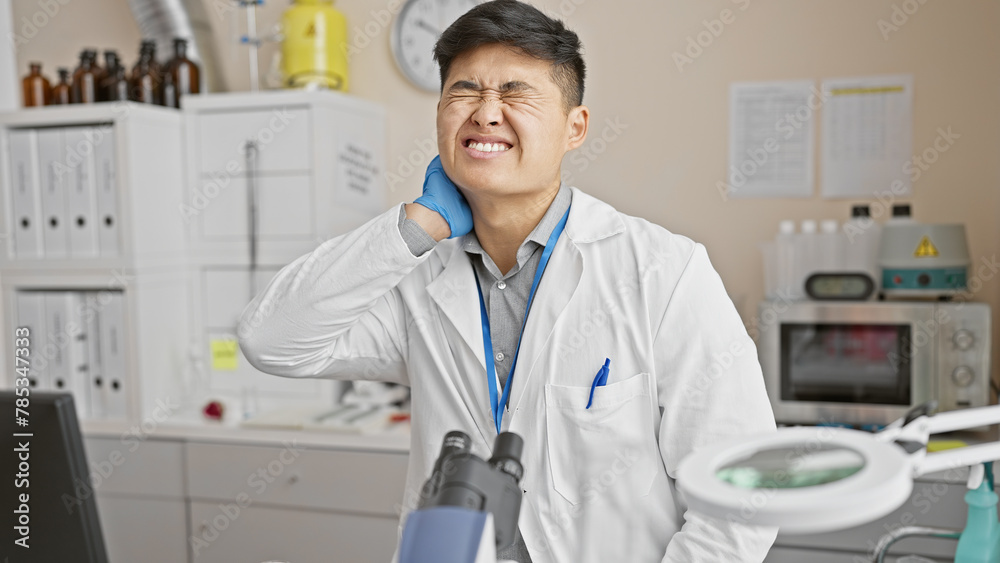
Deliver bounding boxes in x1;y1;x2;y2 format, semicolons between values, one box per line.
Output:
211;339;239;371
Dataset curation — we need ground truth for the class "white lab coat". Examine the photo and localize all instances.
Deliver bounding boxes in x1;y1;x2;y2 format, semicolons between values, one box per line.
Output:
238;187;778;562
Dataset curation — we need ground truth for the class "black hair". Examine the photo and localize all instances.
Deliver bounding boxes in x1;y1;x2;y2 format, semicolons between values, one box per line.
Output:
433;0;586;110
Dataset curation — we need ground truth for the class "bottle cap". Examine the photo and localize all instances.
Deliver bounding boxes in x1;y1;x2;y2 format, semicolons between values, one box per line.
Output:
892;204;911;218
820;219;838;234
851;205;870;218
778;220;795;235
801;220;817;234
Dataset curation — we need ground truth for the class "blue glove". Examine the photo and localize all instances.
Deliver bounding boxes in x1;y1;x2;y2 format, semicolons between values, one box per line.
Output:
413;156;473;239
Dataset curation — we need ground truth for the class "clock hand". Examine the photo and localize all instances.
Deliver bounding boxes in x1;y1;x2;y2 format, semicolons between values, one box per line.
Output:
415;19;440;35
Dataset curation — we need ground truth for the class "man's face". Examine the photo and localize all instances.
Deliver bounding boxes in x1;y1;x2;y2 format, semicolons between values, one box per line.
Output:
437;43;588;198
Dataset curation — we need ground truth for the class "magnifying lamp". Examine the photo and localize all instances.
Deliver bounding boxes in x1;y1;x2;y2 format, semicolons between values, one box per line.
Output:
677;403;1000;556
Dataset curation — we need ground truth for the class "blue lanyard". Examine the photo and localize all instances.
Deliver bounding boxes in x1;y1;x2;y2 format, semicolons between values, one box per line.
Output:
475;206;571;435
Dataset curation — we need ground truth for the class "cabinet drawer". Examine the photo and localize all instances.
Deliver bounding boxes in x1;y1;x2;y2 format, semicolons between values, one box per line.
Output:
196;108;311;174
84;437;185;498
189;501;399;563
96;496;188;563
185;441;408;516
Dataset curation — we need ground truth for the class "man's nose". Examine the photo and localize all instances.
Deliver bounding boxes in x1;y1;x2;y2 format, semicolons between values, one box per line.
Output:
472;100;503;128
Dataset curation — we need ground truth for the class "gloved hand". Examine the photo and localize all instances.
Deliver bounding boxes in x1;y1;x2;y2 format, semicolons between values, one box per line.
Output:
413;156;473;239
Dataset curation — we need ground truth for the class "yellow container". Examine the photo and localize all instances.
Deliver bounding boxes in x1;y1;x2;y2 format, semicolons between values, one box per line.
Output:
281;0;349;91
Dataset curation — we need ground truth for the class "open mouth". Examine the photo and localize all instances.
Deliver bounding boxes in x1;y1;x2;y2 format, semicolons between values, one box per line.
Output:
464;138;513;153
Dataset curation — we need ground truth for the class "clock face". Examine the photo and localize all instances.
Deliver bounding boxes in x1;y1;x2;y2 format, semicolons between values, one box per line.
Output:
392;0;481;92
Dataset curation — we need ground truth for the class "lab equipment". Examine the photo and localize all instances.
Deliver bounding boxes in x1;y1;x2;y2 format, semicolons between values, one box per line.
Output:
21;62;51;107
162;38;200;108
0;391;109;562
676;402;1000;561
129;41;161;104
400;430;524;563
51;68;71;105
879;207;970;297
71;50;100;104
758;300;991;426
280;0;349;91
804;272;875;301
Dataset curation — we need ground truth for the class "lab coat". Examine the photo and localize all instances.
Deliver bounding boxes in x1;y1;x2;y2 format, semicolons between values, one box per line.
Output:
237;187;778;562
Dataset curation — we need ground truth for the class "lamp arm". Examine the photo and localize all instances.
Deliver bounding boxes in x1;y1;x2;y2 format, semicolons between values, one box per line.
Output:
923;405;1000;435
914;442;1000;477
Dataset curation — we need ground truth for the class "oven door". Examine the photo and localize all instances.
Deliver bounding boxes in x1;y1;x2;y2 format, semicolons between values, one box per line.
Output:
758;301;934;426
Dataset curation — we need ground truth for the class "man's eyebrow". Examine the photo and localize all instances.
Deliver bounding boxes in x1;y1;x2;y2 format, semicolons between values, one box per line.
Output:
447;80;480;93
446;80;537;94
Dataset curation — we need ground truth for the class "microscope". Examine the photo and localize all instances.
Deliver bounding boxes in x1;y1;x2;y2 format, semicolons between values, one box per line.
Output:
399;430;525;563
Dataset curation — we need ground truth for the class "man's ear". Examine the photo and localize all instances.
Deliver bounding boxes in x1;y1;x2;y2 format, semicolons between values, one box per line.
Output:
565;104;590;151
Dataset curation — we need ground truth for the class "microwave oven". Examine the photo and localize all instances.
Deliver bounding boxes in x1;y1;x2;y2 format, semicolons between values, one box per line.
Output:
757;300;991;426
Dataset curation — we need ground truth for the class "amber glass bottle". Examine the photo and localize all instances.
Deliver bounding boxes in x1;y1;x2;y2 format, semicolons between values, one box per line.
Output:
22;62;51;107
50;68;71;105
162;38;200;108
129;41;161;104
71;50;99;104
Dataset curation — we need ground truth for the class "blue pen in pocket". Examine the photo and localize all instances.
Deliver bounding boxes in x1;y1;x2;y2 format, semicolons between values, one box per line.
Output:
586;358;611;409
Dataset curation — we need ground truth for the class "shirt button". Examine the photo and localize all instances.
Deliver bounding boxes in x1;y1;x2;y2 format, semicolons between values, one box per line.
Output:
496;352;505;361
497;281;507;290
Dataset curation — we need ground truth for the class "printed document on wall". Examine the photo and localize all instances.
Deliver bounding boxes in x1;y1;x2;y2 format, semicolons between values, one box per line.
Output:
821;74;913;198
726;81;815;199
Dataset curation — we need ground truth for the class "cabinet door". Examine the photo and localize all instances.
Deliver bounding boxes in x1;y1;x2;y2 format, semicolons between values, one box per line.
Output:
96;495;188;563
188;501;399;563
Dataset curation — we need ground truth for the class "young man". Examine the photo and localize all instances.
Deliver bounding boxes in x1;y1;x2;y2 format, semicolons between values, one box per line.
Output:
237;1;778;561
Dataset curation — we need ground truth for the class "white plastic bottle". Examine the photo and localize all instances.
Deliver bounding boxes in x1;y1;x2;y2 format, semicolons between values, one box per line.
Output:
796;220;820;299
775;220;797;299
819;219;845;272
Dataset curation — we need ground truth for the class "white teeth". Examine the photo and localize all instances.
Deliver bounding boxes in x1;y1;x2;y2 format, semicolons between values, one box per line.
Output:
467;141;510;152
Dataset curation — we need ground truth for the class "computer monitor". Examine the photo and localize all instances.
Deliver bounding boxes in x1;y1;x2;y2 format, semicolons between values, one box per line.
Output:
0;391;108;562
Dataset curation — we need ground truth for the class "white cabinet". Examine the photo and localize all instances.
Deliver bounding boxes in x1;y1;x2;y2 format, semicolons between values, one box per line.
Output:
85;431;409;563
84;437;189;563
0;104;191;423
181;91;387;412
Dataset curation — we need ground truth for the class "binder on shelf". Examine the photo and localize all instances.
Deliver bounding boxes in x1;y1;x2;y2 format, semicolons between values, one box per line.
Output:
43;291;69;394
98;291;127;418
36;129;69;259
63;127;99;258
14;291;47;389
92;125;119;257
7;129;43;258
84;292;105;418
64;291;90;418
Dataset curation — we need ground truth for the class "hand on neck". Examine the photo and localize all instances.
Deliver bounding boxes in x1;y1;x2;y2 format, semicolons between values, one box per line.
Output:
465;181;561;276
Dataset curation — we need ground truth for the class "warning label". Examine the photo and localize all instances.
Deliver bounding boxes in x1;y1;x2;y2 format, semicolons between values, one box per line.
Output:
914;236;939;258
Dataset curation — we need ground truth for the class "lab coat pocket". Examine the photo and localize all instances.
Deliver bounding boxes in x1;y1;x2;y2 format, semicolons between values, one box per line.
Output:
544;372;660;505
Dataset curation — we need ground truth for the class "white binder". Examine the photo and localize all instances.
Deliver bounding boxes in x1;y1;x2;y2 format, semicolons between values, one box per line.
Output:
99;291;127;418
63;291;90;418
36;128;69;259
7;129;43;258
84;292;106;418
14;291;47;390
92;125;119;256
63;127;99;258
43;292;69;394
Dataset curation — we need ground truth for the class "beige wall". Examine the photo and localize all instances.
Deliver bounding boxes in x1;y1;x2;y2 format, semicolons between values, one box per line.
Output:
13;0;1000;386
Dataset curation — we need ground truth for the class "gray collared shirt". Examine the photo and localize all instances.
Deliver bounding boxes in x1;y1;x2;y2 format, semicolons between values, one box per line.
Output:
397;185;571;563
